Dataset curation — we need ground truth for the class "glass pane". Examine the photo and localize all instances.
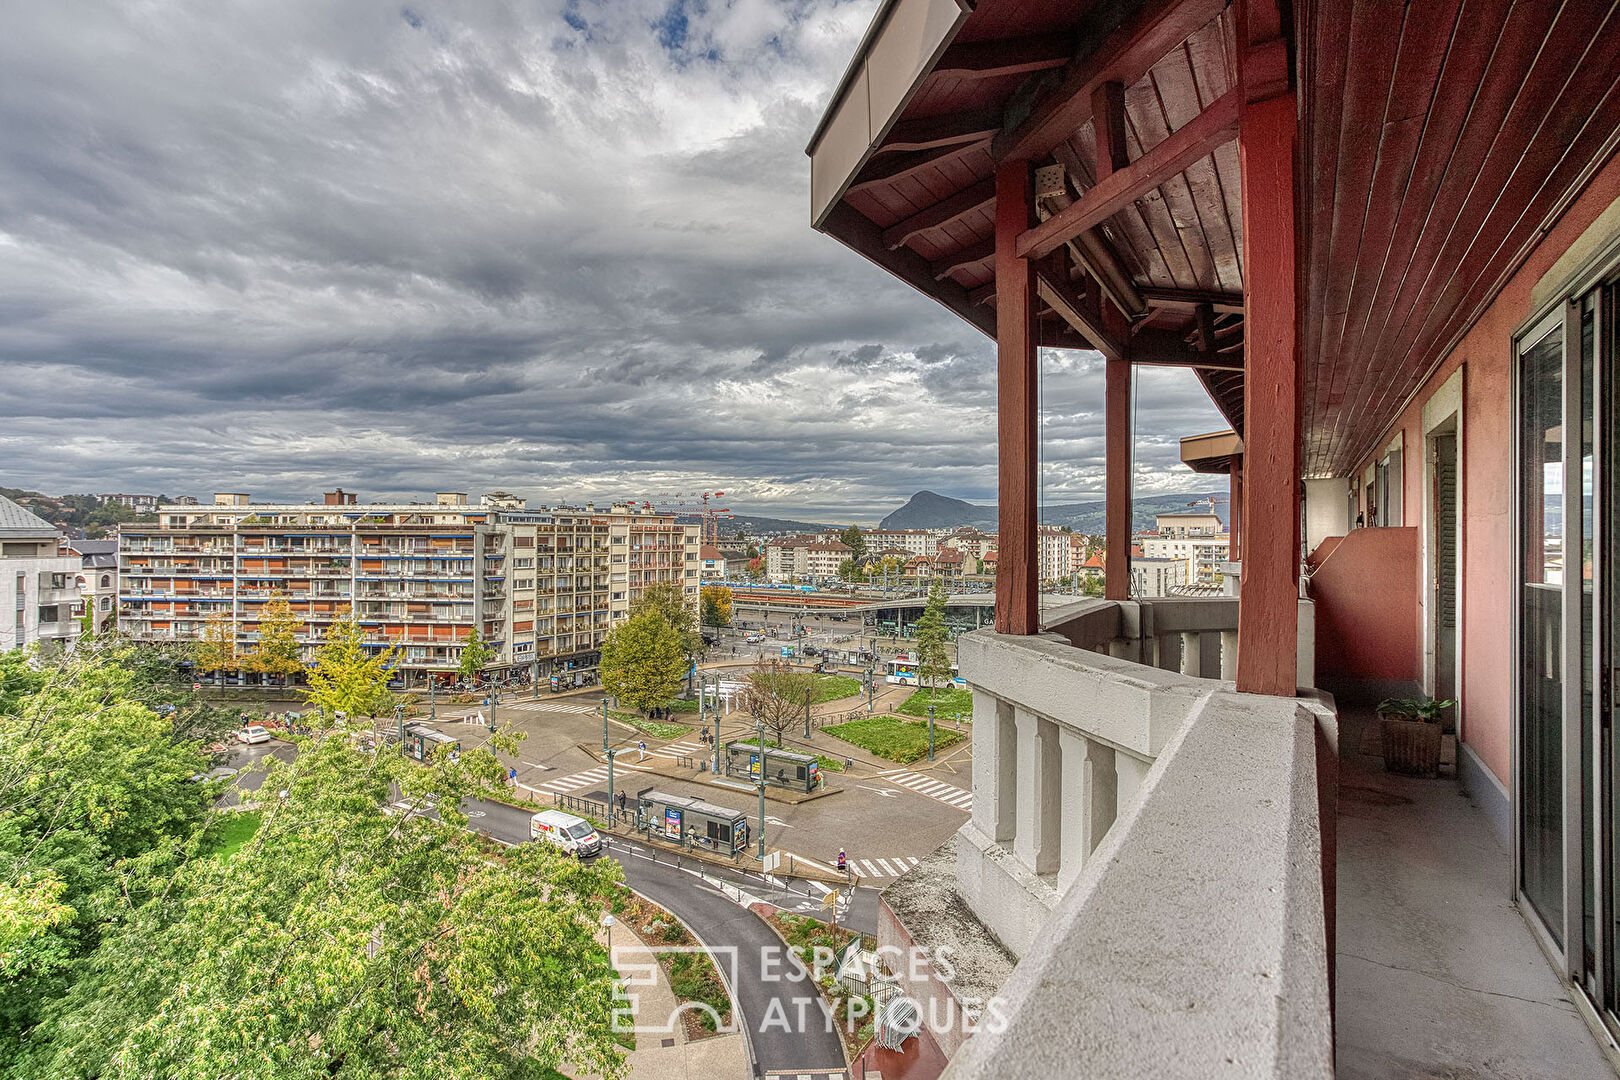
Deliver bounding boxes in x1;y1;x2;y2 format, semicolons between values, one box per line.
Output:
1580;298;1595;981
1521;323;1566;941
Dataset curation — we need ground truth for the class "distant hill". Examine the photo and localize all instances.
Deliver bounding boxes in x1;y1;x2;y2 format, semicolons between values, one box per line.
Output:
677;513;840;538
879;489;1227;534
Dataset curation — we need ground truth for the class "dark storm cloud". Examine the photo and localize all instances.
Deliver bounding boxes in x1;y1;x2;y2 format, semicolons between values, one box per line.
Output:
0;0;1224;521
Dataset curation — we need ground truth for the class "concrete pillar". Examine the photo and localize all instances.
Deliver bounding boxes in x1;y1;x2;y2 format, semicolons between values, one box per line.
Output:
1220;630;1239;680
1115;753;1152;811
1059;729;1118;891
973;690;1016;844
1013;707;1060;875
1180;631;1201;677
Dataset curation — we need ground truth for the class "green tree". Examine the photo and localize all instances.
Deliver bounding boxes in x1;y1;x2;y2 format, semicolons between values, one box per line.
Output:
458;625;495;681
1082;570;1105;597
22;722;627;1080
0;644;216;1060
914;578;952;699
600;609;687;712
302;613;399;719
838;525;867;561
243;594;303;686
700;585;733;629
631;582;700;655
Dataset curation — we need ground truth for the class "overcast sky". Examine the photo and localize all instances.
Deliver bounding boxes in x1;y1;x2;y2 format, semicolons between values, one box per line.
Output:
0;0;1224;523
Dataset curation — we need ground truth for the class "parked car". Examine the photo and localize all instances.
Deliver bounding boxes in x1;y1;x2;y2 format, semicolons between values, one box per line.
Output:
744;632;765;644
529;809;603;859
236;725;271;744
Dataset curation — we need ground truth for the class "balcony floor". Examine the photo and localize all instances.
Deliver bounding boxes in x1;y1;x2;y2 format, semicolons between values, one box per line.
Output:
1336;706;1616;1078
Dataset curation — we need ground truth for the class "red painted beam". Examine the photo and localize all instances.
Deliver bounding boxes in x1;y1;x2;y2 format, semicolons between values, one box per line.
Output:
847;141;986;194
1234;89;1300;697
882;177;997;250
1105;356;1132;601
879;109;1000;155
933;34;1074;81
995;161;1039;636
1228;454;1243;563
1017;87;1241;261
1092;81;1128;180
994;0;1228;163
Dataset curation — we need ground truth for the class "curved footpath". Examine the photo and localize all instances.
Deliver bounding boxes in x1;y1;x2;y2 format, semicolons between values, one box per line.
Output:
471;797;850;1079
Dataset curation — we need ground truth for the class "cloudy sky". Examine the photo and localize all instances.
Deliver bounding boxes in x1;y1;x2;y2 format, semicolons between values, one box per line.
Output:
1;0;1224;523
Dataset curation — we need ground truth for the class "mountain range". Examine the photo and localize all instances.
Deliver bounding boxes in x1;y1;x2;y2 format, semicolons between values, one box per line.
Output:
877;489;1227;533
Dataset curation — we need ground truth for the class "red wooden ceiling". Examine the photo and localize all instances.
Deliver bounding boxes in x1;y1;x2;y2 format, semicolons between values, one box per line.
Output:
1301;0;1620;476
818;0;1620;476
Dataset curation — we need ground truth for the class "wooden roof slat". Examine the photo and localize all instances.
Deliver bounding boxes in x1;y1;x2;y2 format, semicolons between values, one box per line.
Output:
880;109;1002;154
994;0;1228;162
933;33;1075;81
1017;85;1241;259
846;141;989;194
881;178;997;250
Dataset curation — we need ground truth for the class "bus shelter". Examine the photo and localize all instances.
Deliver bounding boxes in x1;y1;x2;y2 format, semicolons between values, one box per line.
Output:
636;788;750;856
723;741;820;793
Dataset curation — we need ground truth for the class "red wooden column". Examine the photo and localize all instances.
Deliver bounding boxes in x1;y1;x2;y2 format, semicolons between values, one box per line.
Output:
1104;357;1132;600
1228;454;1244;562
1234;3;1301;696
995;160;1039;635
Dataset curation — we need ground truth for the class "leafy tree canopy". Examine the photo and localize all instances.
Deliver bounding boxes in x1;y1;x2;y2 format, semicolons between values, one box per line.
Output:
838;526;867;560
20;718;627;1080
302;613;399;719
458;625;495;680
600;609;687;712
914;579;952;697
242;594;303;679
630;583;700;655
700;585;733;628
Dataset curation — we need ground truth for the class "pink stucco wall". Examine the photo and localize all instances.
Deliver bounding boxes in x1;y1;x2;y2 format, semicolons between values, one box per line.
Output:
1347;154;1620;787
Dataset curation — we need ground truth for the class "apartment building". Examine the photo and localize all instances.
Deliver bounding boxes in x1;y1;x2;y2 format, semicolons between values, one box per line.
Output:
1;495;81;654
1129;557;1188;599
864;528;938;557
939;528;997;564
1138;529;1230;583
763;535;851;582
97;493;160;512
117;492;699;688
63;538;118;634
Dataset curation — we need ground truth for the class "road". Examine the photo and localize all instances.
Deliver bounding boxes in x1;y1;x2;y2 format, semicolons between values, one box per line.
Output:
471;796;850;1076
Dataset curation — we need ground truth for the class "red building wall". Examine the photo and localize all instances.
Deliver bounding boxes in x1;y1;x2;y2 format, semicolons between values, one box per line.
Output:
1348;153;1620;787
1308;527;1419;685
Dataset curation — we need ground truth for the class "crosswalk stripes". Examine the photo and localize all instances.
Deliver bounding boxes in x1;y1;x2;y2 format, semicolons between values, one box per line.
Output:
888;771;974;811
650;739;705;759
849;856;920;880
502;700;600;715
763;1071;846;1080
536;758;652;794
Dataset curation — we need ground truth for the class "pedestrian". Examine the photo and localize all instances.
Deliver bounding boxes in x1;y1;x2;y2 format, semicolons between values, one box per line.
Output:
508;766;517;785
618;789;627;813
837;849;847;874
638;739;647;762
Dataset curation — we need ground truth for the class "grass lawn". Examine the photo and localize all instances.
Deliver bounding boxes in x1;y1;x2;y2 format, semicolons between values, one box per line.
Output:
210;810;262;859
809;674;862;704
821;715;963;764
608;709;690;740
666;697;701;713
897;687;972;720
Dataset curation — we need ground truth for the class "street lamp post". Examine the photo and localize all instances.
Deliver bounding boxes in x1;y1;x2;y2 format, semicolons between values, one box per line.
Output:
428;676;437;721
532;662;539;700
606;748;616;822
927;704;936;762
601;696;610;751
866;665;875;714
394;705;404;757
488;692;497;734
756;777;767;860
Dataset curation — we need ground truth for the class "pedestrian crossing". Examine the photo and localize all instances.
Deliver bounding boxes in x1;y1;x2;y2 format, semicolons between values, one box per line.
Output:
650;739;706;760
846;855;920;880
502;700;601;715
535;759;650;794
886;771;974;811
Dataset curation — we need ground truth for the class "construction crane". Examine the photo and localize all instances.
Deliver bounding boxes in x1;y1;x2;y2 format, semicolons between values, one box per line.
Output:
641;491;733;547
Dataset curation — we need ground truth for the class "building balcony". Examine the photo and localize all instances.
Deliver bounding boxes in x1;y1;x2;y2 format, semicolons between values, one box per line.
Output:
874;597;1332;1079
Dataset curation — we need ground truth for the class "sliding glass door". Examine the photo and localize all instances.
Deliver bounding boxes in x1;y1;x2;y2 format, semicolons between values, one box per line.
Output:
1518;273;1617;1025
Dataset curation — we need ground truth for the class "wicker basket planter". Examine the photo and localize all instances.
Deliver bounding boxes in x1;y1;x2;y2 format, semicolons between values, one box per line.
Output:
1381;716;1442;777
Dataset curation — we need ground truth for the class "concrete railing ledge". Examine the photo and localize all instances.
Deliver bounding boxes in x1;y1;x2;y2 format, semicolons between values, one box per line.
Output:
941;690;1335;1080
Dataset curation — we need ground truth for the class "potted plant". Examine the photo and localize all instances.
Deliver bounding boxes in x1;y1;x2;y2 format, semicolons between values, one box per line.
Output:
1377;696;1455;777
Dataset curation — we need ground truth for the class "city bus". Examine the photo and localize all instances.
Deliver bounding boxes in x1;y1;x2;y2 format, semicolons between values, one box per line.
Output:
884;654;963;687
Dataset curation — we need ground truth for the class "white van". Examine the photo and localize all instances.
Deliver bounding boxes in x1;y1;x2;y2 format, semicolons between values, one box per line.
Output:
529;809;603;859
